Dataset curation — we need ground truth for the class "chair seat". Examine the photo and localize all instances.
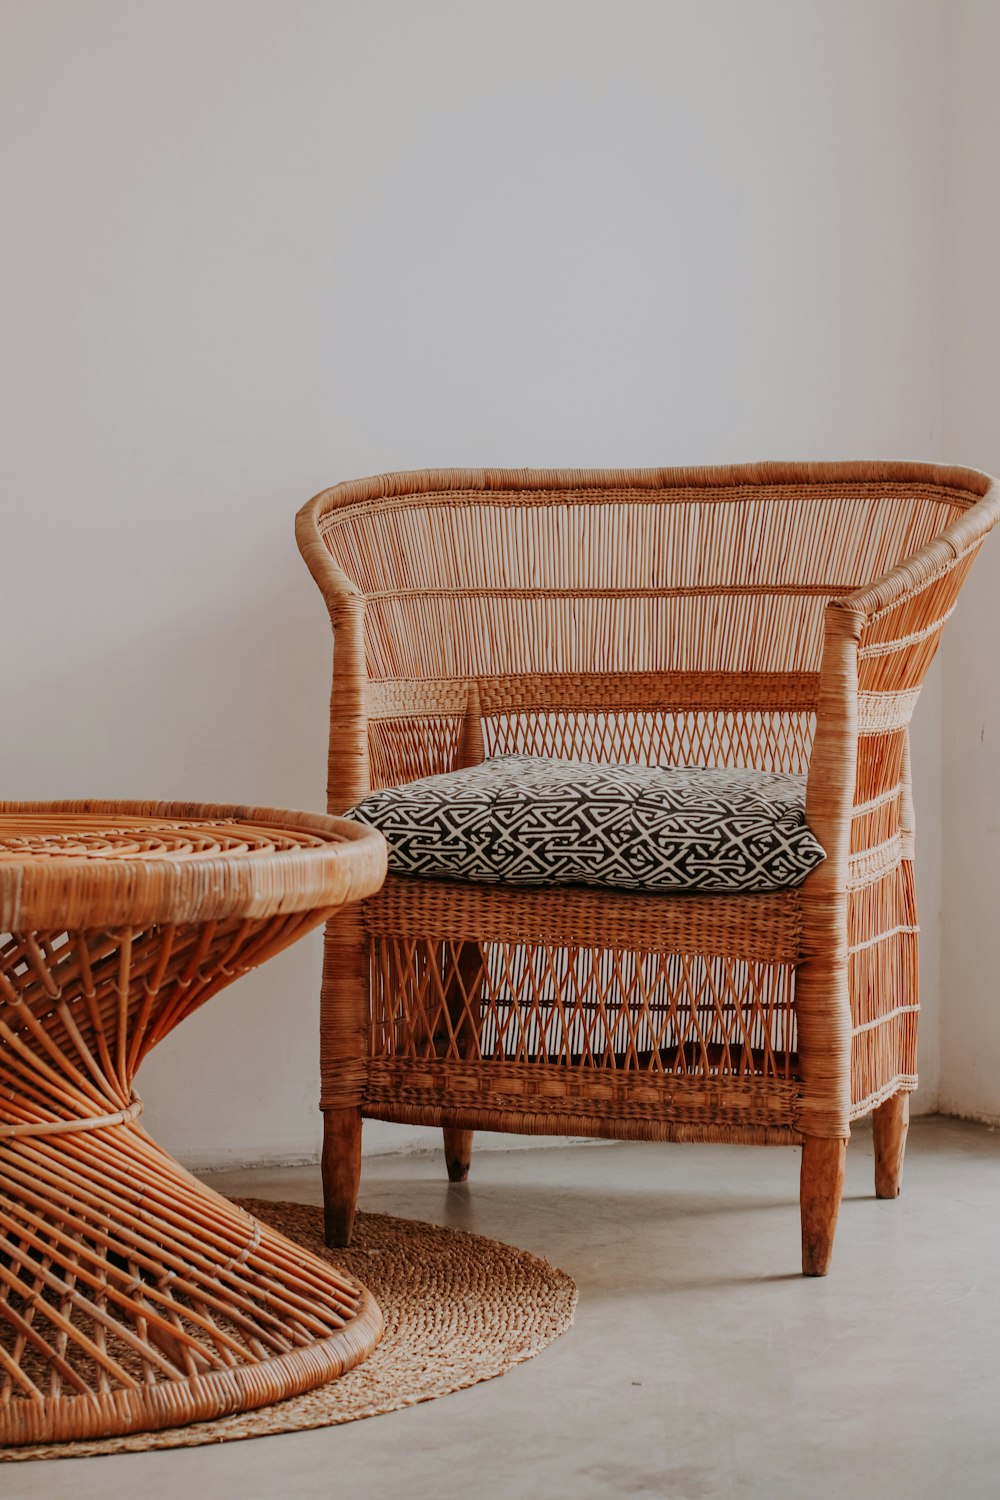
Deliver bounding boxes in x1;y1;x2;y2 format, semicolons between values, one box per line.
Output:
348;755;825;896
363;872;804;964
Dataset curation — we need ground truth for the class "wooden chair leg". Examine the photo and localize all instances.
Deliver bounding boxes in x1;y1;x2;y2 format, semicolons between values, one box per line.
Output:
443;1126;474;1182
872;1091;909;1199
322;1106;362;1248
800;1136;848;1276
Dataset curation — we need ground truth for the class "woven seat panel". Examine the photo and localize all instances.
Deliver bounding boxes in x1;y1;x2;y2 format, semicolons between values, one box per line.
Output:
360;925;799;1147
360;872;803;1134
363;876;803;962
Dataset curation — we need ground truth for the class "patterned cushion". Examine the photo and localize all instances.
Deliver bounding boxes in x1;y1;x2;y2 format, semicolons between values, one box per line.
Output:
348;756;825;894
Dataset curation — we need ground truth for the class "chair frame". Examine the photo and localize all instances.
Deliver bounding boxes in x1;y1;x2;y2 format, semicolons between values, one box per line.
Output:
297;461;999;1274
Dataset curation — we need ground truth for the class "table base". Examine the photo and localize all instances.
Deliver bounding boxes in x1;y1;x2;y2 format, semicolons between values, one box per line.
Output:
0;1115;382;1446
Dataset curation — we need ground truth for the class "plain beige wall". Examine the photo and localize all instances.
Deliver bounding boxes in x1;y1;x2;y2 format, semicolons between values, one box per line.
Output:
1;0;952;1167
940;0;1000;1123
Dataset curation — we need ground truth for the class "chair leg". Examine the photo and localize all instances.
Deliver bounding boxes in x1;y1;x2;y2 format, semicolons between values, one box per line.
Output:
322;1106;362;1248
872;1091;909;1199
800;1136;848;1276
443;1126;474;1182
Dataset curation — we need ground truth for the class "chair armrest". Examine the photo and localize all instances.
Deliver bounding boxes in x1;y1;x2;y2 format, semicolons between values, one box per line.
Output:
806;474;1000;872
296;503;370;813
796;490;999;1137
295;501;365;624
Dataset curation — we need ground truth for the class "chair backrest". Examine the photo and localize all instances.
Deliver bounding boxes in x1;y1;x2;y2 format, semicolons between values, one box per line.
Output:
298;463;998;795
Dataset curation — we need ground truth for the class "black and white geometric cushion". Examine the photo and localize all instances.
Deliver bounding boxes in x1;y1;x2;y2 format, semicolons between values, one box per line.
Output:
348;755;825;894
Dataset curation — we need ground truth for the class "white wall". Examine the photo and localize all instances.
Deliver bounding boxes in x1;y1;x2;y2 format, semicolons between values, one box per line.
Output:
940;0;1000;1123
1;0;949;1168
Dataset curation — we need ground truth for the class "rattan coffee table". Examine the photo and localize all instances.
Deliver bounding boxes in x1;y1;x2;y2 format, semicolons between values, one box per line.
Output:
0;801;387;1447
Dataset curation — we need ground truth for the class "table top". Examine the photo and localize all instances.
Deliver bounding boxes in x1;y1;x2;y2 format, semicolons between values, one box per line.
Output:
0;800;387;929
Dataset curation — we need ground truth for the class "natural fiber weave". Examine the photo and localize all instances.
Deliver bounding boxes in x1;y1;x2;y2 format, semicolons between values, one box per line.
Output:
0;804;388;1447
297;461;1000;1273
1;1200;577;1462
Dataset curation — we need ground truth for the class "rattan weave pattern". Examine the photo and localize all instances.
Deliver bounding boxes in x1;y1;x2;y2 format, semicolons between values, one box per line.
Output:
1;1202;577;1462
0;815;331;860
0;803;387;1446
297;461;1000;1274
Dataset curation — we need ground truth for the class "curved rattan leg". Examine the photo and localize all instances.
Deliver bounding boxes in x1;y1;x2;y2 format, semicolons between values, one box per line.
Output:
322;1107;363;1247
872;1091;909;1199
443;1126;474;1182
800;1136;847;1276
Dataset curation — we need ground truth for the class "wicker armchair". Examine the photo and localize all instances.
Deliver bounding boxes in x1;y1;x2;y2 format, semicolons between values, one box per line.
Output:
296;462;999;1275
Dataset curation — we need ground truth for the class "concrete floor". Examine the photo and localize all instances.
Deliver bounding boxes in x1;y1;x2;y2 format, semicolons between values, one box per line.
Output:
6;1116;1000;1500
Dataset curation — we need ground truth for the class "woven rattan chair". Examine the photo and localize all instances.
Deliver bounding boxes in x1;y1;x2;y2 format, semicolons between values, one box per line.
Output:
297;462;999;1275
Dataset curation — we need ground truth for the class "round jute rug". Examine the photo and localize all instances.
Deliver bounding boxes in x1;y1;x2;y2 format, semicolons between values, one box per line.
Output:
2;1198;577;1463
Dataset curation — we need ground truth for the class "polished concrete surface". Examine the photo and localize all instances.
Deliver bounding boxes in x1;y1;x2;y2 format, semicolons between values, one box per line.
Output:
7;1116;1000;1500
